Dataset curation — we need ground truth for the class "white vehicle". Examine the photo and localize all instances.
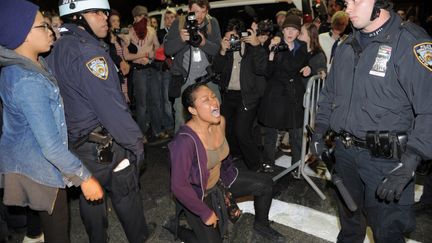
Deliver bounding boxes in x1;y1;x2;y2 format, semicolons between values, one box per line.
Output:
149;0;305;29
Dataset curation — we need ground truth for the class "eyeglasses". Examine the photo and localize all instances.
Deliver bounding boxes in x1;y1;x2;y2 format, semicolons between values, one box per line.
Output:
33;23;50;31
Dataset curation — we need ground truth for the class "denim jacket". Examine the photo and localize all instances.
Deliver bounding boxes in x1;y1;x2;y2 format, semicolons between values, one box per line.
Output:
0;46;91;188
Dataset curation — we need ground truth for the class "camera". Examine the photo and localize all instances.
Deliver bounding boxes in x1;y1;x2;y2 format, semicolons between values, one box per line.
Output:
271;43;289;53
256;19;274;36
241;31;251;37
185;12;202;47
228;34;241;52
195;66;220;83
113;28;129;35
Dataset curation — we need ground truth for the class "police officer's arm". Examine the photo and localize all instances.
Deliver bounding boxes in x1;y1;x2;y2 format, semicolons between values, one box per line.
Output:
15;77;91;186
165;18;188;56
79;52;144;157
395;27;432;160
315;58;336;134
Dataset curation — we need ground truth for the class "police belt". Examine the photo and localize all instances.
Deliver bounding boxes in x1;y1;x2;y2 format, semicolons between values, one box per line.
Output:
73;126;114;164
335;130;407;159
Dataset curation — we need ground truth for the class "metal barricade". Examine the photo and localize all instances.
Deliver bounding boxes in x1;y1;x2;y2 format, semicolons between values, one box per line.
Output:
272;75;327;200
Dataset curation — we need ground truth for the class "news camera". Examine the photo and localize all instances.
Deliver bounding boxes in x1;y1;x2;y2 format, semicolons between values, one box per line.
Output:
185;12;202;47
271;43;289;53
112;28;129;35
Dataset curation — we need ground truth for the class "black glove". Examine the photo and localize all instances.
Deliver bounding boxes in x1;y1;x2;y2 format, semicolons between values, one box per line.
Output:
376;150;421;201
309;132;325;158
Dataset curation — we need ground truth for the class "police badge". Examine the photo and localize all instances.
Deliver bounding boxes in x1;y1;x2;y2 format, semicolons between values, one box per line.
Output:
86;57;109;80
413;42;432;72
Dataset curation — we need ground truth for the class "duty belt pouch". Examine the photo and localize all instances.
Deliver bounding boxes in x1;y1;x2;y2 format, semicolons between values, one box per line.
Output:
88;128;114;164
366;131;407;159
366;131;380;157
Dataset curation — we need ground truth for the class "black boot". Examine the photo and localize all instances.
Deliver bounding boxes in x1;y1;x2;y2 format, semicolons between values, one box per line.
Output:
253;221;285;242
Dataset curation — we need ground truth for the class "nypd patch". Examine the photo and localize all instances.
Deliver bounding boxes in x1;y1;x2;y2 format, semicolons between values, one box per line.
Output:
86;57;109;80
413;42;432;72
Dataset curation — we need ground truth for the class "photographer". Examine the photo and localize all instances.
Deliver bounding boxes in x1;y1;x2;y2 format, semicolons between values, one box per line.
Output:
213;18;268;172
165;0;222;132
259;16;310;170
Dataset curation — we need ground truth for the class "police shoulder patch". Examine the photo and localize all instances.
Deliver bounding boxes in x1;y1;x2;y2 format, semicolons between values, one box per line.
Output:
413;42;432;72
86;57;109;80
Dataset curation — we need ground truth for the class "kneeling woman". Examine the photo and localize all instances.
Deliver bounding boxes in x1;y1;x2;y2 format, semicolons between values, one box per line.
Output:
168;82;285;242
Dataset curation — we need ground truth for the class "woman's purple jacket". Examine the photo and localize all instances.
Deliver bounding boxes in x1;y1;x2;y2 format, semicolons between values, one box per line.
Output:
168;125;239;222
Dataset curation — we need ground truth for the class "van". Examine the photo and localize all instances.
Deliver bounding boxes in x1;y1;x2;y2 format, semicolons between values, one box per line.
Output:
149;0;305;30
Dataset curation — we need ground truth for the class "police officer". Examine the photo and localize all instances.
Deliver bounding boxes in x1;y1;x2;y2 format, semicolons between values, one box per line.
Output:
311;0;432;242
47;0;151;242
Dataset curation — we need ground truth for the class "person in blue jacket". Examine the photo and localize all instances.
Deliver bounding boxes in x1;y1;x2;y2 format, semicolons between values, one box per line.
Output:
0;0;103;242
47;0;151;242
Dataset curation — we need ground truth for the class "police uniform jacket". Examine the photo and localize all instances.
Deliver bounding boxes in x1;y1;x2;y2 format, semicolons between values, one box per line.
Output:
316;12;432;159
47;24;144;158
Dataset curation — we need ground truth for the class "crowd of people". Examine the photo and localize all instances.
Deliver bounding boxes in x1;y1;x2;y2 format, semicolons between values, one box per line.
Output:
0;0;432;242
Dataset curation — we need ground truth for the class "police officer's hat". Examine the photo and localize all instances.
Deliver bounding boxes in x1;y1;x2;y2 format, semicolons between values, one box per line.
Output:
58;0;110;17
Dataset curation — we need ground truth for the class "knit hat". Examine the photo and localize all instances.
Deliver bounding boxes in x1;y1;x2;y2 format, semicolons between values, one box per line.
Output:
275;11;287;17
0;0;39;50
132;5;148;17
282;15;302;31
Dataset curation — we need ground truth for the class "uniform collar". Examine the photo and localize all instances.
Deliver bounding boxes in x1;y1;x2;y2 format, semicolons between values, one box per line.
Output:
346;11;402;46
60;23;108;50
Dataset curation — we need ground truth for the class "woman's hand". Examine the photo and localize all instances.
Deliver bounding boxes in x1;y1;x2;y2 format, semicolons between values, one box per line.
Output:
81;176;104;201
204;212;219;228
269;36;281;52
300;66;312;77
120;60;130;75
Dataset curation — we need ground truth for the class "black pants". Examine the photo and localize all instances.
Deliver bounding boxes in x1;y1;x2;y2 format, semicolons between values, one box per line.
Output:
334;140;415;243
177;169;273;242
419;171;432;204
38;189;70;243
74;142;148;243
263;127;302;164
221;91;262;171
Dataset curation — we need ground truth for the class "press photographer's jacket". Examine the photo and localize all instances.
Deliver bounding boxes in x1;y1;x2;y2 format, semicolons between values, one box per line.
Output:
165;15;221;78
213;45;268;110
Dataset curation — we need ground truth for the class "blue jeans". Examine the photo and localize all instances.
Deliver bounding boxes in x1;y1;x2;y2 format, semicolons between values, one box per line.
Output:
147;68;165;136
157;70;174;131
133;68;152;134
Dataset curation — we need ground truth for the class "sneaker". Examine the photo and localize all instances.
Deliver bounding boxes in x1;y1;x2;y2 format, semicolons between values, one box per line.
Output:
257;163;274;173
253;222;285;242
22;233;44;243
